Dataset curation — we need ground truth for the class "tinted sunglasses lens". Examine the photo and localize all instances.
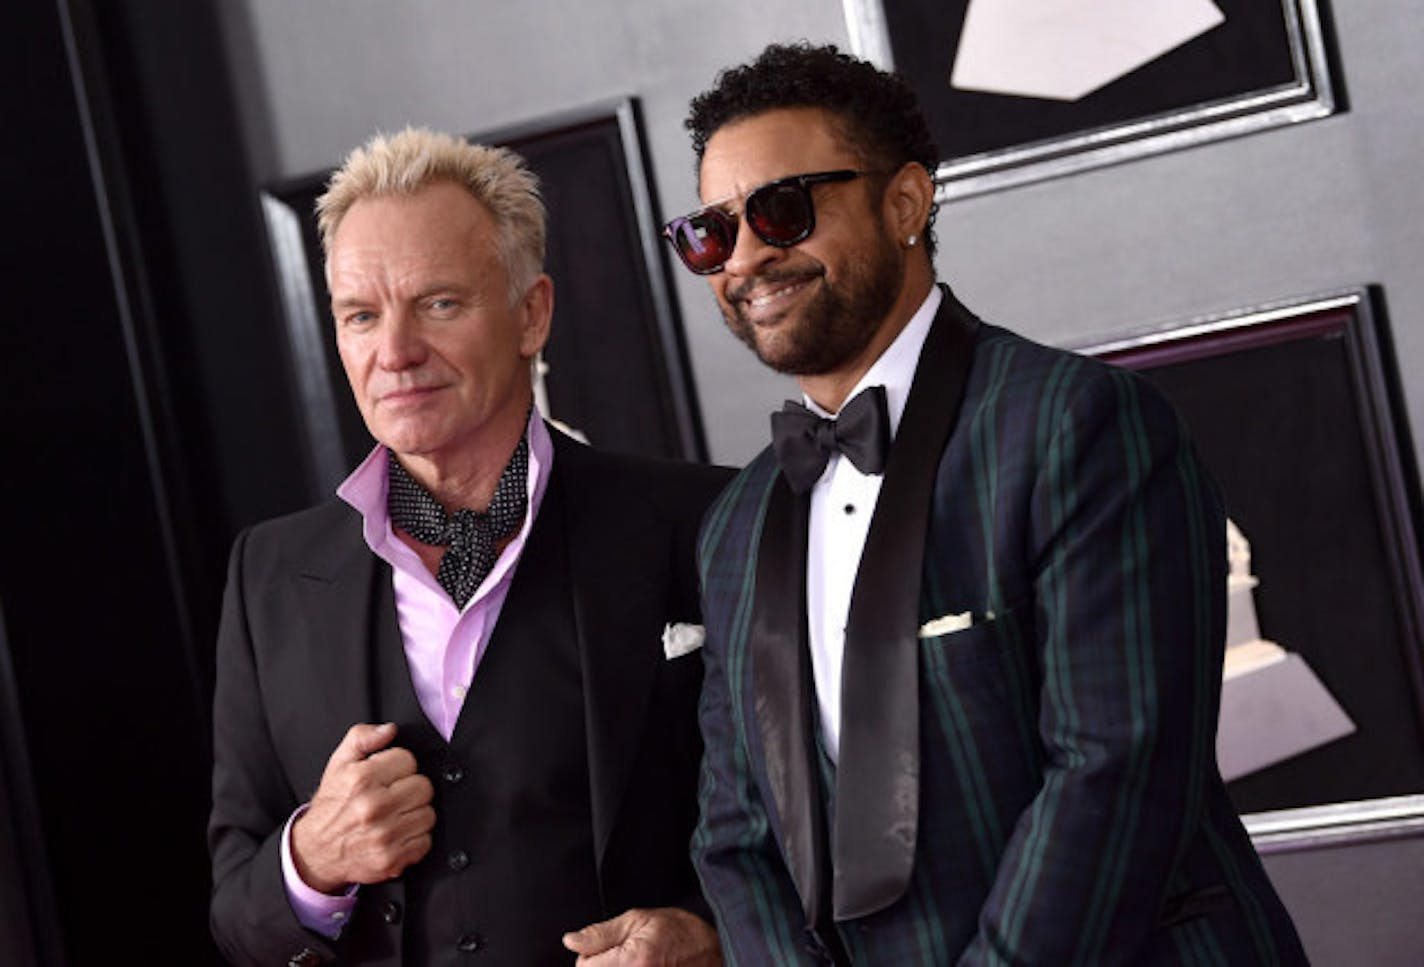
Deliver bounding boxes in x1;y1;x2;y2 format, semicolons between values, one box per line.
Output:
669;210;735;274
745;182;813;246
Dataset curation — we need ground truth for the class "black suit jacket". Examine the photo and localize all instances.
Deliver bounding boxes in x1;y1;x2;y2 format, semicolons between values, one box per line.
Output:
209;429;732;965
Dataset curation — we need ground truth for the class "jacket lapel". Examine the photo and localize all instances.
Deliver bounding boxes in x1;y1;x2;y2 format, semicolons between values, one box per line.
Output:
554;433;669;868
747;472;833;925
289;505;410;924
833;287;981;919
290;511;388;744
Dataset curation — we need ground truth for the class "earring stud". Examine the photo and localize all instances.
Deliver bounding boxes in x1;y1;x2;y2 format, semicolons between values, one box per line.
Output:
906;234;918;247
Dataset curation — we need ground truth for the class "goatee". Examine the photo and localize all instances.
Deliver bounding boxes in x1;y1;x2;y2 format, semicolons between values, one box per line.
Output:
721;229;901;377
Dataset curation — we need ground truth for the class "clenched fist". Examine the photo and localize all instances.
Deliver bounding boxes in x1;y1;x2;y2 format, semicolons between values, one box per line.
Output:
290;722;435;894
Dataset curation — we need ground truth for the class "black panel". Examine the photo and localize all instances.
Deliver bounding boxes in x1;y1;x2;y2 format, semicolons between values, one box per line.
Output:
886;0;1301;157
533;117;693;459
3;0;303;961
1099;294;1424;814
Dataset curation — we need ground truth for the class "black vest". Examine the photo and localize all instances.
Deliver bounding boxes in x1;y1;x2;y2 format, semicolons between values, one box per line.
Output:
358;487;604;965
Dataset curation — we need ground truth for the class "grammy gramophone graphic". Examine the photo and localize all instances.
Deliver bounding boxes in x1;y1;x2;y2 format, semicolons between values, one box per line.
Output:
1216;520;1355;781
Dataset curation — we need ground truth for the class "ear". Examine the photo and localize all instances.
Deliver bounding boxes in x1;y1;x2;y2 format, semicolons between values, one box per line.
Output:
882;162;935;244
518;274;554;358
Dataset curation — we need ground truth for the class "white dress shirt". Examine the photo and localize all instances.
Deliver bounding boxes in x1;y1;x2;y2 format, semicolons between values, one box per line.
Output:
805;286;941;762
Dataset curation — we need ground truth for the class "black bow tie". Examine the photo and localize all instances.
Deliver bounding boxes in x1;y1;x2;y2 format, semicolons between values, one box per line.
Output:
770;385;890;495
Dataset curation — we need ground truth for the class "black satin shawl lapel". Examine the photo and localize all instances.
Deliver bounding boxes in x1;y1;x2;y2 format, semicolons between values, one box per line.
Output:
833;288;981;919
749;474;828;925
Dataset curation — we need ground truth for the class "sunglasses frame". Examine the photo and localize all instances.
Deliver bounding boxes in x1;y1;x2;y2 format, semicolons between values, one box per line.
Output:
661;169;865;275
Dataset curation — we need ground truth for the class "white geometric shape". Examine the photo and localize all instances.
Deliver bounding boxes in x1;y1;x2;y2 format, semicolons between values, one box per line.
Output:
662;622;705;660
1225;517;1263;648
917;610;973;638
1225;582;1263;649
950;0;1226;102
1217;651;1355;781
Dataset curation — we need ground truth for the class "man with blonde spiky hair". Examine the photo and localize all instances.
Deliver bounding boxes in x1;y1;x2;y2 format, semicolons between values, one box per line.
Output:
208;128;726;966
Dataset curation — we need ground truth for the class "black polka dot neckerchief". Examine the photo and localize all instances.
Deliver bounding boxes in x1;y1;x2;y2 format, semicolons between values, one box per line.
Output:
386;437;529;608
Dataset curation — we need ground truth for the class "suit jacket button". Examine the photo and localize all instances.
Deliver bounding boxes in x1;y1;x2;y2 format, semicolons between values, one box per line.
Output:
456;931;484;952
442;763;465;784
380;900;403;924
448;849;470;871
287;948;322;967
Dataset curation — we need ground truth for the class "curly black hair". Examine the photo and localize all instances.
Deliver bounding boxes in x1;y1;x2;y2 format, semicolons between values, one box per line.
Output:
686;42;940;255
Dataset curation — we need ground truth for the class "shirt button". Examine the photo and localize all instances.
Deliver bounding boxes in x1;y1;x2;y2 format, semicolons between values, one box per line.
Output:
448;849;470;872
380;900;403;924
451;684;467;700
442;763;465;784
456;932;485;953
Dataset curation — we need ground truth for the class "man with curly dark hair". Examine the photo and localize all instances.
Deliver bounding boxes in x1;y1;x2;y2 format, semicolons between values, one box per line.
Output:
668;42;1305;964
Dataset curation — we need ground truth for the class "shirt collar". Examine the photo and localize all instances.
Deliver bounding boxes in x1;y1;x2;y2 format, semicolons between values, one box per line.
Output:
337;407;555;559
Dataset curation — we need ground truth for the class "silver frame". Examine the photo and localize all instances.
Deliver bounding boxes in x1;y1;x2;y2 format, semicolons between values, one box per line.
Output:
1245;793;1424;854
843;0;1337;201
1070;288;1362;360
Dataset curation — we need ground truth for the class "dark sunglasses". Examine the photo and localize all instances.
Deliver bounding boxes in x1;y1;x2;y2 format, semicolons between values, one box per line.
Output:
661;169;868;275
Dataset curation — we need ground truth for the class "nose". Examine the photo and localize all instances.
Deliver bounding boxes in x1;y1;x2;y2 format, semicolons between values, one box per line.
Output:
720;216;786;279
375;308;427;371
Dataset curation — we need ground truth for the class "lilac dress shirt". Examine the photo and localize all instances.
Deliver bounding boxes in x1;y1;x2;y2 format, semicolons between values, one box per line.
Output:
281;411;554;936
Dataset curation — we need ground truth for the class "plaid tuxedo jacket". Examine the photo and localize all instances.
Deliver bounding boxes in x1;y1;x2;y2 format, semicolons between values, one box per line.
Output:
693;293;1306;965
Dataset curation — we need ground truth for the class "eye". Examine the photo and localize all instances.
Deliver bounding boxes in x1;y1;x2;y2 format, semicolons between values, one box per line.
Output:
427;297;460;315
341;309;377;328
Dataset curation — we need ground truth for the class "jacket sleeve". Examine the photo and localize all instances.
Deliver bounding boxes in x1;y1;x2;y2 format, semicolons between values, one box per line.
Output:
961;367;1228;965
208;528;339;966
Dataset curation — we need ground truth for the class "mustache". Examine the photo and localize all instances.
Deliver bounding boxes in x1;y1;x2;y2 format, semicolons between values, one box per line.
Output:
725;267;823;305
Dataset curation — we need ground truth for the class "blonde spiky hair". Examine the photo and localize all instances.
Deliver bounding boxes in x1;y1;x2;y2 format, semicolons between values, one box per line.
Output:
316;127;546;302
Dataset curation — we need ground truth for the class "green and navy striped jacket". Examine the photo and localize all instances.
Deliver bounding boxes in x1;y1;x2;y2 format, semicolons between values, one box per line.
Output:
693;295;1306;965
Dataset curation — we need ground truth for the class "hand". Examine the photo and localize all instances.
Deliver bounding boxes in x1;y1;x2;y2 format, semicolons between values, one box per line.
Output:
290;722;435;893
562;907;720;966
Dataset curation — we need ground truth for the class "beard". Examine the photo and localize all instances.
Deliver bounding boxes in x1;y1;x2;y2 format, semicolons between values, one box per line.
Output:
719;226;902;377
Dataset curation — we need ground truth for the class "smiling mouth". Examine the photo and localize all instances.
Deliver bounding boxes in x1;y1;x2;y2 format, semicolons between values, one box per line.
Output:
735;275;817;321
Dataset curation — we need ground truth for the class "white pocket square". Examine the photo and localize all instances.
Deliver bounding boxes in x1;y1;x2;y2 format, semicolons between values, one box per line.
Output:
918;611;977;638
663;622;705;659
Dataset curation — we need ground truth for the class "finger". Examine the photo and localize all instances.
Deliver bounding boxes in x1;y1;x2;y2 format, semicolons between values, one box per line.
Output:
360;745;422;784
399;829;433;866
386;771;435;809
349;828;433;885
366;827;433;881
563;910;641;955
340;802;436;884
331;722;398;765
383;801;437;842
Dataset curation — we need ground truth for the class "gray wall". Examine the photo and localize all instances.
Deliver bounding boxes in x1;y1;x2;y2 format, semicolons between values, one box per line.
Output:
1261;834;1424;965
225;0;1424;469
